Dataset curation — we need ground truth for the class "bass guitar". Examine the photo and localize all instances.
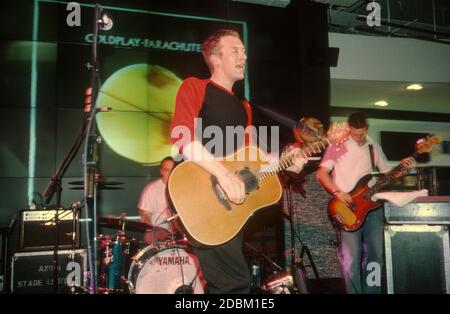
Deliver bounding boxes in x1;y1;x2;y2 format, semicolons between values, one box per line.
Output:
327;135;442;231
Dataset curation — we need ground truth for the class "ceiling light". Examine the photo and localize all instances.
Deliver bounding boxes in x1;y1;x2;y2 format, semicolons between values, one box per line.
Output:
374;100;388;107
406;84;423;90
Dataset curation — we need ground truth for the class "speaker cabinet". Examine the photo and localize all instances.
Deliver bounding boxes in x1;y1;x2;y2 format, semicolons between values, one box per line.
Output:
10;249;87;293
384;224;450;294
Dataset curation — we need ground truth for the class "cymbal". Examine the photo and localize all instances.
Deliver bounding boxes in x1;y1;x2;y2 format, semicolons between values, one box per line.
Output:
97;216;161;233
68;180;124;185
69;186;124;190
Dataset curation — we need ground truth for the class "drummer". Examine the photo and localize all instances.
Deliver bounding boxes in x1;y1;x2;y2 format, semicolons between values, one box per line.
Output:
137;156;178;245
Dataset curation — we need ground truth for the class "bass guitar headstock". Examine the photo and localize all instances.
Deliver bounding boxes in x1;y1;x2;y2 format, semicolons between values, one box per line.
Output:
416;134;443;154
326;122;350;146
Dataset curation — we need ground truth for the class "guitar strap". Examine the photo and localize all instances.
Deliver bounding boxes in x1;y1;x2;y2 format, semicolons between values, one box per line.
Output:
368;144;376;172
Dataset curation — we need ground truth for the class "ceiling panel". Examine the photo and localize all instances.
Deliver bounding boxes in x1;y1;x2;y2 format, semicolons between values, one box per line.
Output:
331;79;450;113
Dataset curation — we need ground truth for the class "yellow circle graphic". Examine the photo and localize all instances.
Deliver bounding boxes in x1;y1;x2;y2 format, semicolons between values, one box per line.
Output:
96;64;182;164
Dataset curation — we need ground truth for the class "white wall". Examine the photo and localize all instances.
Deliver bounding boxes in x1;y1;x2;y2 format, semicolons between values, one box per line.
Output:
329;33;450;83
331;116;450;167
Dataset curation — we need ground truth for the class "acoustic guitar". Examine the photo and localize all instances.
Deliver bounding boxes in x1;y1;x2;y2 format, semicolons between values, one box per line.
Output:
168;123;348;246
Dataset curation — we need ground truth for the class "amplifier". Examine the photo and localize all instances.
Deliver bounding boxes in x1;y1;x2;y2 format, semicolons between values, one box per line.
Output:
19;208;80;251
384;196;450;224
10;249;87;293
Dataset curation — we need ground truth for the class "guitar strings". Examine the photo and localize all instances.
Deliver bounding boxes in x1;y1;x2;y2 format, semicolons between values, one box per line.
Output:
233;123;345;183
237;138;330;183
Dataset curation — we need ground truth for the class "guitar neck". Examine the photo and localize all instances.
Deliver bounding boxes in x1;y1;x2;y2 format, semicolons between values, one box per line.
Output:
256;138;330;181
366;151;418;198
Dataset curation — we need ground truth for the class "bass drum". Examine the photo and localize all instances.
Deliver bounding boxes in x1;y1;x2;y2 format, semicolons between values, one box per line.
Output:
127;245;204;294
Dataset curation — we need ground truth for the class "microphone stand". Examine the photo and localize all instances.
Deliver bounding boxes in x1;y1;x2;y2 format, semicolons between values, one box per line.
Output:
42;104;90;294
83;3;110;294
41;3;110;294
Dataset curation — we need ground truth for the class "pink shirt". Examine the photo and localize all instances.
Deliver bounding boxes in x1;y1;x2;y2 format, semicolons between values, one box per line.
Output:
320;136;391;192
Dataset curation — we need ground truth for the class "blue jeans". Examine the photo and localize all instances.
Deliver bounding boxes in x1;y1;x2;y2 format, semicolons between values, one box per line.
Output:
337;208;384;294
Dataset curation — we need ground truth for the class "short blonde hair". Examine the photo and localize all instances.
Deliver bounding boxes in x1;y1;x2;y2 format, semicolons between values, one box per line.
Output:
202;29;241;72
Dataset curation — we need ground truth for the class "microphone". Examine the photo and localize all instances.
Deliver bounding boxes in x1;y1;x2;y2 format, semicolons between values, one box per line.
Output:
159;214;179;225
98;11;113;31
96;107;112;113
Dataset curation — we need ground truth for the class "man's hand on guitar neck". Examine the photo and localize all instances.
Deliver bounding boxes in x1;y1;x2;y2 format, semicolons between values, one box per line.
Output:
281;146;308;174
396;157;417;177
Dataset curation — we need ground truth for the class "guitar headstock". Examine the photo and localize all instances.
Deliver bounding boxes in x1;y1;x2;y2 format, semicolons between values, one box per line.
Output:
416;134;443;154
326;122;349;146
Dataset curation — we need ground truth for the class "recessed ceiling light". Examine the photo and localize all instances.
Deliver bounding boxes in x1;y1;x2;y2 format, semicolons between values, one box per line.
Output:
374;100;388;107
406;84;423;90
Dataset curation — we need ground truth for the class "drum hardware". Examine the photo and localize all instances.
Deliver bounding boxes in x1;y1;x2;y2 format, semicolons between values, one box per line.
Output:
97;216;161;233
123;278;134;294
68;178;124;186
69;186;124;190
68;175;125;190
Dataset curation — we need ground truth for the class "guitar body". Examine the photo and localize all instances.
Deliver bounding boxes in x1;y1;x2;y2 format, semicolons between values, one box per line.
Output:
168;146;282;246
328;174;382;231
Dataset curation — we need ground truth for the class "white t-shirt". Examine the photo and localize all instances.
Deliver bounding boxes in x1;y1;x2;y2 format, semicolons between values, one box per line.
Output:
320;136;391;192
137;178;172;232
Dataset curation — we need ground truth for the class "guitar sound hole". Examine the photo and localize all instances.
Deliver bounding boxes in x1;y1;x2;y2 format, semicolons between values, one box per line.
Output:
237;167;259;193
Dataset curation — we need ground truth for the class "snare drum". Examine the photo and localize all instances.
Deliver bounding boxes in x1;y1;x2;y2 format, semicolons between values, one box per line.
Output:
127;245;204;294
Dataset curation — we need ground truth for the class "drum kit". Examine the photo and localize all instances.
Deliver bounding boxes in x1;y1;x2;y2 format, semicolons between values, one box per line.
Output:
66;178;204;294
94;218;298;294
95;216;203;294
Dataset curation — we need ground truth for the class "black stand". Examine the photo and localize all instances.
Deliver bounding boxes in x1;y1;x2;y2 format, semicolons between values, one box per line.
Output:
83;3;113;294
42;111;90;293
41;3;111;293
67;202;83;294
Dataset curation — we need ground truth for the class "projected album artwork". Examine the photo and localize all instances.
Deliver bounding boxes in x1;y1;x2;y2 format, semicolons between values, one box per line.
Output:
44;1;248;165
95;64;182;164
0;0;248;224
